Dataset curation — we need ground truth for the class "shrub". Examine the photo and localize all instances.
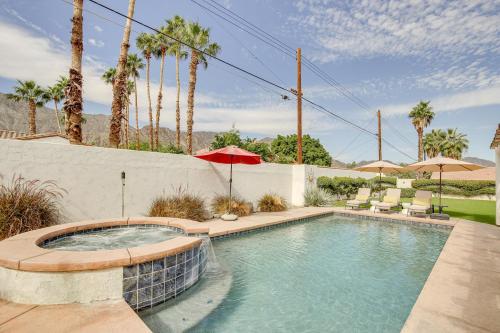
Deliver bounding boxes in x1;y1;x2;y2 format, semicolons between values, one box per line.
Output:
317;176;367;198
304;187;334;207
0;176;65;240
412;179;495;197
148;187;208;222
258;193;287;212
400;188;417;198
211;195;252;217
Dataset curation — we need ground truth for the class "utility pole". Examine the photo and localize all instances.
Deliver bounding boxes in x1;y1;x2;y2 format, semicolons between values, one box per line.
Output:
377;110;382;161
297;48;303;164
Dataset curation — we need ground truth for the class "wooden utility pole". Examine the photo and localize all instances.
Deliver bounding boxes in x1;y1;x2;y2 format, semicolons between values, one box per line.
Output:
377;110;382;161
297;48;303;164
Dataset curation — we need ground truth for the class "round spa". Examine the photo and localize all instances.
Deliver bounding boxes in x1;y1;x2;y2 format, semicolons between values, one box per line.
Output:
0;217;210;311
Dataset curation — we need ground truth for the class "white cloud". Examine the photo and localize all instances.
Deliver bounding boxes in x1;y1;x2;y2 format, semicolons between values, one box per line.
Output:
292;0;500;63
379;84;500;116
0;20;336;136
88;38;105;48
94;25;103;32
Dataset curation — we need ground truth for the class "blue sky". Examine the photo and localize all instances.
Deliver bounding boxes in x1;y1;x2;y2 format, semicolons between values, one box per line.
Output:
0;0;499;163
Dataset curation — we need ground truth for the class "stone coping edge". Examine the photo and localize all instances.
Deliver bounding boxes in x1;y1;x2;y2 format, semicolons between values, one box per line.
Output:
0;217;207;272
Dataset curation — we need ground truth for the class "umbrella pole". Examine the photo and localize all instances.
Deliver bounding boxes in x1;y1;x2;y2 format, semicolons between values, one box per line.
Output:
379;168;382;200
439;164;442;213
229;156;233;215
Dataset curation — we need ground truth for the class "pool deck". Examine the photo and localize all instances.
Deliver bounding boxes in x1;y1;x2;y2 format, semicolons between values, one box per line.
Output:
0;207;499;332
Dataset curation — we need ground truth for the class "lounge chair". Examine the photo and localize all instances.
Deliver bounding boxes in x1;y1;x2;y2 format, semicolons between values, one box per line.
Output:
346;188;371;209
407;190;432;216
374;188;401;212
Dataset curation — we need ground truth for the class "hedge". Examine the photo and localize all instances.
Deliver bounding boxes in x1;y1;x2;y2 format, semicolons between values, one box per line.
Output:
412;179;495;197
317;176;367;198
400;188;417;198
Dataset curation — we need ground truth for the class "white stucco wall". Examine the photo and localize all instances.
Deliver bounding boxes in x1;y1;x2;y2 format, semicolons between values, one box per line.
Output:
496;147;500;226
0;140;376;220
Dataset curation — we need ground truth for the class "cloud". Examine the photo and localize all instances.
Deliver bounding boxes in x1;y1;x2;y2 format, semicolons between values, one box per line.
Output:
379;84;500;116
94;25;103;32
0;20;337;136
292;0;500;63
88;38;105;48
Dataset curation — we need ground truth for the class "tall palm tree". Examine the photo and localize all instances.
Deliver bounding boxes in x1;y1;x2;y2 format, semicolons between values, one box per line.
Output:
65;0;84;143
7;80;46;135
136;33;156;151
423;129;446;159
109;0;136;148
44;76;68;133
409;100;435;161
123;80;135;148
152;27;172;151
442;128;469;160
126;54;144;150
184;22;221;155
166;15;188;149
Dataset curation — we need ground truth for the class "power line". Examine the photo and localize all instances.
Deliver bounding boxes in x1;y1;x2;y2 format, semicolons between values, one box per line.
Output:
75;0;415;161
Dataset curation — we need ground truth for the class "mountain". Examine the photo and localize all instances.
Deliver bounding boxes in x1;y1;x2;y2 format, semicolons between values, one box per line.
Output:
463;157;495;167
0;92;217;151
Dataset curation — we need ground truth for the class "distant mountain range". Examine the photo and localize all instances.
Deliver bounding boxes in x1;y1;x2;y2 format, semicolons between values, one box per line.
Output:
0;92;217;151
0;92;495;167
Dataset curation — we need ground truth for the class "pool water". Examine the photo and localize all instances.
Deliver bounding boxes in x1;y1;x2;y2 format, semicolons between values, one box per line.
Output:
42;226;181;251
184;215;449;333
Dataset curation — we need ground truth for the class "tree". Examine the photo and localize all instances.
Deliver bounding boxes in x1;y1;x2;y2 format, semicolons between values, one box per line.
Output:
44;76;68;133
409;101;435;161
210;129;243;150
65;0;84;143
101;67;117;85
271;134;332;166
136;32;156;150
442;128;469;160
7;80;46;135
152;26;172;151
423;129;446;159
109;0;136;148
243;138;273;162
184;22;221;155
126;53;144;150
166;15;188;149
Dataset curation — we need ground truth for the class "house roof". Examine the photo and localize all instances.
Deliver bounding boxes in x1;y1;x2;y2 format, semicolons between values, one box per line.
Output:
491;123;500;149
15;132;69;141
431;167;496;181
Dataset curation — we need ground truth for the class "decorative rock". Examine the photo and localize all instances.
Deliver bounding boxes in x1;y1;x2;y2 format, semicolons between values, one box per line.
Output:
221;214;238;221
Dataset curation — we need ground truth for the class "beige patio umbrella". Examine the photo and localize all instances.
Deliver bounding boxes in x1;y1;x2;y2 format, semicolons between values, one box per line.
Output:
405;156;484;215
354;161;404;200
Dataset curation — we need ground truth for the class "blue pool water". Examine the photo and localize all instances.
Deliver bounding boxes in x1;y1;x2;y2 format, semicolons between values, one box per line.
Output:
148;215;449;332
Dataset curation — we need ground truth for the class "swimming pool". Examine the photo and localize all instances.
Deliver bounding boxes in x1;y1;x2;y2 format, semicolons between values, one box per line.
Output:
143;214;450;332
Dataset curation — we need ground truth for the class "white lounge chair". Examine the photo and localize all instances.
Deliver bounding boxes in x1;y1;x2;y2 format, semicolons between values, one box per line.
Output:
374;188;401;212
346;188;371;210
407;190;432;216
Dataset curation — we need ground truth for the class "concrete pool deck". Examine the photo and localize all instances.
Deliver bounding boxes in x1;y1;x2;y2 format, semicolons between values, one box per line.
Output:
0;207;498;332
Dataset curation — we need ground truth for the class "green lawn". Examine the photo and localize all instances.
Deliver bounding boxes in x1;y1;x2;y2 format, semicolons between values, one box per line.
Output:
334;197;496;225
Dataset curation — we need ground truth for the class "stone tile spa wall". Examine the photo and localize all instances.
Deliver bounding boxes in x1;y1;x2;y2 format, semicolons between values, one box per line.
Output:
123;238;209;311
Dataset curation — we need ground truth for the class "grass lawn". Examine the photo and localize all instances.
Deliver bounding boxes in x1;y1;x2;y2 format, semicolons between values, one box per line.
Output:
334;197;496;225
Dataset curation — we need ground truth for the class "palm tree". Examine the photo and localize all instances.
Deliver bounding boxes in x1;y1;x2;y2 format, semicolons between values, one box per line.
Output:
136;33;156;151
101;67;117;85
442;128;469;160
109;0;136;148
123;80;135;148
65;0;84;143
184;22;221;155
44;76;68;133
152;27;172;151
126;53;144;150
7;80;46;135
166;15;188;149
423;129;445;159
409;101;435;161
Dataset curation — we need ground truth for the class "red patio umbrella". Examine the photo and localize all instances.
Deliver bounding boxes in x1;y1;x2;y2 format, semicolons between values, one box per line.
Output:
194;145;261;215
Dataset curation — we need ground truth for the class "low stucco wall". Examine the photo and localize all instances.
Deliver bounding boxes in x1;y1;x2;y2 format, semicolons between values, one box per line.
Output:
0;266;122;304
0;140;375;221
